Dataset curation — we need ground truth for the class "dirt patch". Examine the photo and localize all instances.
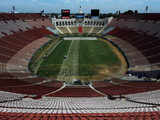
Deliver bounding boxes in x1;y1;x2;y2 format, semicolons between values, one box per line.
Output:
100;38;128;76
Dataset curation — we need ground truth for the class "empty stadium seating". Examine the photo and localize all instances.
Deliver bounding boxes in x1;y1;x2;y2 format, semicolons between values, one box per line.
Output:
93;81;160;96
0;111;160;120
0;13;47;21
0;18;53;72
47;86;103;97
0;27;53;64
0;13;160;119
119;13;160;21
105;17;160;73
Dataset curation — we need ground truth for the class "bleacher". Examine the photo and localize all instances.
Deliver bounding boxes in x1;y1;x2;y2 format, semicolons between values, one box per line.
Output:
0;95;159;116
0;112;160;120
0;80;63;97
0;14;53;72
26;18;53;28
93;81;160;96
0;27;53;64
105;18;160;70
0;13;46;21
119;13;160;21
0;13;160;119
47;86;103;97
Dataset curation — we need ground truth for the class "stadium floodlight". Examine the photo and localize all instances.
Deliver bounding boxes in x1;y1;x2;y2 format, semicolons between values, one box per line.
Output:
145;0;149;13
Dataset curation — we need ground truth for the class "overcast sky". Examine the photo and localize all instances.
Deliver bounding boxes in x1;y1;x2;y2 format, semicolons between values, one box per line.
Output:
0;0;160;13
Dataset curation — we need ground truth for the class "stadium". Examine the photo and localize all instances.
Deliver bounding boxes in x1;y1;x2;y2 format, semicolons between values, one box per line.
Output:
0;0;160;119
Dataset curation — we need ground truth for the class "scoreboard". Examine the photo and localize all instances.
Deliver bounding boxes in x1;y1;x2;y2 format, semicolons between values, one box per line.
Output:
91;9;100;17
61;9;70;19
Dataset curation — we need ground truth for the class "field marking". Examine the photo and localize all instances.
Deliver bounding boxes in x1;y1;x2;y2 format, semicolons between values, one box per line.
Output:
72;40;79;81
57;40;73;82
57;40;80;83
34;40;62;74
64;37;97;40
46;40;63;56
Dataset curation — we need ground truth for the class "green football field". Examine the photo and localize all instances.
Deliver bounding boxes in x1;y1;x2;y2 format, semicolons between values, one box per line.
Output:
36;38;124;82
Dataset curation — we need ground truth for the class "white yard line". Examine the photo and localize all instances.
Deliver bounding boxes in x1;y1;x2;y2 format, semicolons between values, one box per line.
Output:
34;40;62;74
71;40;79;80
57;40;74;82
57;40;80;83
47;40;63;56
64;37;97;40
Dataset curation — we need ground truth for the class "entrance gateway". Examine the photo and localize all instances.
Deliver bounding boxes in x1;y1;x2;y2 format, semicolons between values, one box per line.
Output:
64;37;97;40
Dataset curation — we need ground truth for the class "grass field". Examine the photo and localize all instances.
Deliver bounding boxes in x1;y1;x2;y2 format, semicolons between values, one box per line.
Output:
38;40;71;77
79;40;121;77
35;36;126;82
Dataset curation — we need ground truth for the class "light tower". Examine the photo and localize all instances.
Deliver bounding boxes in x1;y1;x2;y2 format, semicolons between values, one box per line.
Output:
79;6;83;14
145;0;149;13
11;6;15;13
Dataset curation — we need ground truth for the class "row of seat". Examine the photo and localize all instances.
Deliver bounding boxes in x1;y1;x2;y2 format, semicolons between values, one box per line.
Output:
0;91;25;103
119;13;160;21
93;81;160;96
126;89;160;105
47;86;103;97
0;13;46;21
0;96;157;113
0;17;53;37
0;111;160;120
26;18;53;28
0;27;53;64
0;79;62;96
107;27;160;66
7;37;51;72
0;20;31;36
